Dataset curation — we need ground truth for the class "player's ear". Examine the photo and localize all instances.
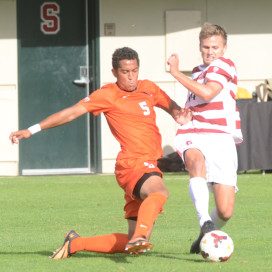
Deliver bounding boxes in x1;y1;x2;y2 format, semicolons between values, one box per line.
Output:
223;44;227;54
112;68;117;78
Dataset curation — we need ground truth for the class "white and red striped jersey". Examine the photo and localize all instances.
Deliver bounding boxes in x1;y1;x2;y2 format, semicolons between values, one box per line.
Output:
177;57;243;145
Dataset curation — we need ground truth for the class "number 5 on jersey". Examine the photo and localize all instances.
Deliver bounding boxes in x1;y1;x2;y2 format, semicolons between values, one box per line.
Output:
139;101;150;116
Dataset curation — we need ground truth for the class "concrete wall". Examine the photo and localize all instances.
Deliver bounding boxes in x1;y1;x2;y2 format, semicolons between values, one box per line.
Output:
1;0;272;175
0;0;18;175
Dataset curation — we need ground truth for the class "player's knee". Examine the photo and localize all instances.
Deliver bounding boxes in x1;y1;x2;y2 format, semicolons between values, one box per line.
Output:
186;158;205;176
159;182;169;199
140;186;169;200
217;209;233;221
161;189;169;199
150;188;169;199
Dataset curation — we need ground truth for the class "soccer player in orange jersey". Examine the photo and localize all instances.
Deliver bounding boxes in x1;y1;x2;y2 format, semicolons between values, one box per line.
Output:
10;47;192;259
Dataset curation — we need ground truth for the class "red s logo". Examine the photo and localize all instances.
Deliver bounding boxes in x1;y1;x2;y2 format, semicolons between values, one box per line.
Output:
41;2;60;34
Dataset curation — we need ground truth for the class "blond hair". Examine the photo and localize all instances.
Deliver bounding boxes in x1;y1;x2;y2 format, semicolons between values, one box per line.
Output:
199;23;227;45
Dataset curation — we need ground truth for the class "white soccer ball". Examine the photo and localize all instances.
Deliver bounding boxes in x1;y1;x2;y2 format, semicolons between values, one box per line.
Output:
200;230;234;262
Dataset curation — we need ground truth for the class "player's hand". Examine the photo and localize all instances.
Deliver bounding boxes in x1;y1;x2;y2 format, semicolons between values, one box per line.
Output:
167;54;180;77
174;108;193;125
9;129;32;144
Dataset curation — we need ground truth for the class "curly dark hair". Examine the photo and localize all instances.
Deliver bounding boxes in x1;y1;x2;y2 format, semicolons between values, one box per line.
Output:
112;47;140;70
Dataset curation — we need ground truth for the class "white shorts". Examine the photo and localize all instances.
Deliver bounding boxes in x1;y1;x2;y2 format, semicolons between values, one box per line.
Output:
174;133;238;191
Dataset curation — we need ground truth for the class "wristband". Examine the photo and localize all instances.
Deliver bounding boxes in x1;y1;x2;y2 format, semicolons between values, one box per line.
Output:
28;124;41;135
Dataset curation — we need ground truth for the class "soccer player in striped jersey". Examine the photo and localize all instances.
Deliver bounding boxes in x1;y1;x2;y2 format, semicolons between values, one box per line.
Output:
167;23;243;254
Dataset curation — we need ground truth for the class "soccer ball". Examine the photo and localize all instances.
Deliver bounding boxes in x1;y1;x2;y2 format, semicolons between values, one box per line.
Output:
200;230;234;262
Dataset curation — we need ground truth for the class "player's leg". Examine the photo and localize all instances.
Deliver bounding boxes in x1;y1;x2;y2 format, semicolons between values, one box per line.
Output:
51;194;141;259
175;134;213;231
125;172;168;254
67;216;155;256
209;134;237;229
50;231;129;259
211;183;235;229
125;218;155;254
127;217;153;240
51;194;132;259
133;173;168;237
184;148;216;253
50;191;133;259
185;148;212;226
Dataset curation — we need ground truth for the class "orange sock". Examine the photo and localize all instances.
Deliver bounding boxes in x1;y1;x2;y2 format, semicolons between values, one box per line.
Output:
70;233;129;254
132;192;167;239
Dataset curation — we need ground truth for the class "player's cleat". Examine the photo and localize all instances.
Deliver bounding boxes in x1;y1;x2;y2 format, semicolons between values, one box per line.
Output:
125;236;153;254
190;220;216;254
190;232;204;254
201;220;216;234
50;230;80;260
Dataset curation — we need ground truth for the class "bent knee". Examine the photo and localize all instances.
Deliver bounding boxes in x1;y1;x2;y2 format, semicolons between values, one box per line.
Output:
186;159;206;177
162;190;169;199
153;188;169;199
217;209;233;221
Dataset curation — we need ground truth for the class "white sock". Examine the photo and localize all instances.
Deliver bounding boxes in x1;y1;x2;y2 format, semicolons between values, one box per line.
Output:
210;207;227;229
189;177;212;227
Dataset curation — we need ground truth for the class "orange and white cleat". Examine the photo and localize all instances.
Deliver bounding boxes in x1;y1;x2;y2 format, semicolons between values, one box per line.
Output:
50;230;80;260
125;236;153;255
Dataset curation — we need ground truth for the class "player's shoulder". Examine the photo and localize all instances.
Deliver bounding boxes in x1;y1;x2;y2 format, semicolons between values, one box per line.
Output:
88;83;117;102
192;65;204;74
208;57;237;79
94;83;118;95
137;79;160;92
100;82;117;91
138;79;156;87
215;57;236;68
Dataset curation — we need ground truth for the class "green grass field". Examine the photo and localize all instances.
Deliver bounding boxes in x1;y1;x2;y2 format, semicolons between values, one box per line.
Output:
0;172;271;272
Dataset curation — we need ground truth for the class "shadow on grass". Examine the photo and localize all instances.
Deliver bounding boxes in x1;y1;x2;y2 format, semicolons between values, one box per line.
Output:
0;250;206;263
0;251;52;257
154;252;205;263
72;251;206;263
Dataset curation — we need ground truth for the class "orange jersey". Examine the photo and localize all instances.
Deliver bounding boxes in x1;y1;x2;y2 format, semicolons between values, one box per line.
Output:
79;80;172;161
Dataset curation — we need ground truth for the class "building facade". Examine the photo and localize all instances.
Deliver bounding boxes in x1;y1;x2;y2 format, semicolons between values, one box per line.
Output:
1;0;271;175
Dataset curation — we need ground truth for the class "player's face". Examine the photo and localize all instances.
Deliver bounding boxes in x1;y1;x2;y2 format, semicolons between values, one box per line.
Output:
112;59;139;91
200;35;227;67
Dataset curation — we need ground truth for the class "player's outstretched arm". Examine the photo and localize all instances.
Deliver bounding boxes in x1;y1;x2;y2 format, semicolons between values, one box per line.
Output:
174;107;193;125
161;100;192;125
9;103;88;144
9;129;32;144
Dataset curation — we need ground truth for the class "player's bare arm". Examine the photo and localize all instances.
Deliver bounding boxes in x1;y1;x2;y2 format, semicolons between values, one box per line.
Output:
167;54;222;101
174;107;193;125
162;100;193;125
9;103;88;144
